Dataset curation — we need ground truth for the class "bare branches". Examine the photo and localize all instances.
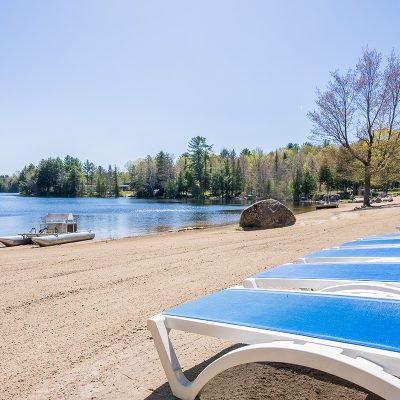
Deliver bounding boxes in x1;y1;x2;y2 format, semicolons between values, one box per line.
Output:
308;48;400;206
308;69;364;161
385;51;400;137
309;48;400;162
355;48;389;144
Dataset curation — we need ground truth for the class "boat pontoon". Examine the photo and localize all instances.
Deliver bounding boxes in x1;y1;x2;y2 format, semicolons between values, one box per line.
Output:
31;231;95;247
0;235;33;247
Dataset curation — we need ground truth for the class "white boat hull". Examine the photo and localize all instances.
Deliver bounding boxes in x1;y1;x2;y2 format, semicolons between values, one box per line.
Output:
31;231;95;247
0;235;33;247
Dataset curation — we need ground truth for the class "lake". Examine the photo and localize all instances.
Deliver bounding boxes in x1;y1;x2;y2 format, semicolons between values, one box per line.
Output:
0;194;314;239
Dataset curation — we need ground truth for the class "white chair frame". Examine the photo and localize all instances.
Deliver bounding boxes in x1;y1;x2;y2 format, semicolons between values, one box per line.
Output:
243;278;400;299
298;256;400;263
148;314;400;400
338;244;400;249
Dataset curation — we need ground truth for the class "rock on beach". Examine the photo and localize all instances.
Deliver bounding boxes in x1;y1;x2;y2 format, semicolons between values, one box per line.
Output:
239;199;296;229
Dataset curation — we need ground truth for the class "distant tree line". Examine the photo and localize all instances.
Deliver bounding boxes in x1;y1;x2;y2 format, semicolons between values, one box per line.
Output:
4;133;400;201
17;156;121;198
0;175;19;193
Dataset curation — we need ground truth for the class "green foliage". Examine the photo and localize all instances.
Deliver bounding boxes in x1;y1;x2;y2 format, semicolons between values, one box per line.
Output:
10;135;400;200
155;151;174;196
301;169;317;198
36;157;64;195
0;174;19;192
318;164;334;192
187;136;213;198
292;169;302;202
287;143;300;152
83;160;96;194
19;157;87;197
18;164;37;195
113;165;120;197
63;165;84;197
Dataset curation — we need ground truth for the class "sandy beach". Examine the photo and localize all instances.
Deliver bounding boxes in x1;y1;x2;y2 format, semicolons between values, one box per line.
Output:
1;202;399;400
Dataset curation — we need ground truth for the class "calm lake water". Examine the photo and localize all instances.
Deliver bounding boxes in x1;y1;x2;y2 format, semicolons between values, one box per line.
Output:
0;194;314;239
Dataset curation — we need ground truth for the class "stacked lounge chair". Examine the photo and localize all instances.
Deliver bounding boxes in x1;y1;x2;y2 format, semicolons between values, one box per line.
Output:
299;247;400;263
365;233;400;240
338;238;400;248
148;232;400;400
243;262;400;298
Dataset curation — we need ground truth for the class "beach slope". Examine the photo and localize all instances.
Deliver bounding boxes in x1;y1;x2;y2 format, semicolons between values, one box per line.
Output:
1;202;398;399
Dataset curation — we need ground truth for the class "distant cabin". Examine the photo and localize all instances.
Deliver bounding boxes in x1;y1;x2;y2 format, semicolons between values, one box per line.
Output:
119;184;130;191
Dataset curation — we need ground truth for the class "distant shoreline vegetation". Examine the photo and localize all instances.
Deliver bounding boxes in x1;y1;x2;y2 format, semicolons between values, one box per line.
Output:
1;135;399;202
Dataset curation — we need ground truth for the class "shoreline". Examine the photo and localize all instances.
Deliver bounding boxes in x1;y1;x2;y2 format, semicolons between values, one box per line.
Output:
0;192;318;243
73;200;400;242
1;200;400;399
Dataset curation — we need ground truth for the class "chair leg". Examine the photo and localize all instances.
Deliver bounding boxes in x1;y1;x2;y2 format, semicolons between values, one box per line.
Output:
148;315;198;400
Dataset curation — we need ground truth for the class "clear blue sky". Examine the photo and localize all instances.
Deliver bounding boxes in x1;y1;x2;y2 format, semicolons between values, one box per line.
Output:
1;0;399;173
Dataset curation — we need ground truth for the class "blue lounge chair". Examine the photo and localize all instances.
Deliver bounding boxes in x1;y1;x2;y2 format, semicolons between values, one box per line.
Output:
148;289;400;400
299;247;400;263
365;233;400;240
338;239;400;248
243;262;400;298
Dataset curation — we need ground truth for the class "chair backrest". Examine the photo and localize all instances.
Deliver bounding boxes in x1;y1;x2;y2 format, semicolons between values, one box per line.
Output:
250;262;400;282
339;239;400;248
302;247;400;261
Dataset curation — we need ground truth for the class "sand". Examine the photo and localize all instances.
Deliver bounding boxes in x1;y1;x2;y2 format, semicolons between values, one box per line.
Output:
1;201;399;400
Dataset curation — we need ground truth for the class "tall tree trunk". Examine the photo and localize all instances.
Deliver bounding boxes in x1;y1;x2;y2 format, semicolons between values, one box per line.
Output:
203;156;207;199
363;166;371;207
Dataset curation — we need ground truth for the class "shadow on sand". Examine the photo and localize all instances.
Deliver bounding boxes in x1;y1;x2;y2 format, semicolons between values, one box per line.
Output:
144;344;382;400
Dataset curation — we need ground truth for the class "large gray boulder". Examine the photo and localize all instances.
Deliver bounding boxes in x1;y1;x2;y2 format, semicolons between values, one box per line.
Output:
239;199;296;229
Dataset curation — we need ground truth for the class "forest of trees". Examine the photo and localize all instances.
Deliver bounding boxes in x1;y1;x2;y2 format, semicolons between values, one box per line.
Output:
13;157;121;198
0;175;19;193
2;134;400;201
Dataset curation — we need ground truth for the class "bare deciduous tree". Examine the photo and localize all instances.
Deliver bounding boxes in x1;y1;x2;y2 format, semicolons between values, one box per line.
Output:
309;48;400;206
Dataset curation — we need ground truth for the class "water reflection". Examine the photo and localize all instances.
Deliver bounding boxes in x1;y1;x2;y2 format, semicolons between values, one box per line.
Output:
0;194;314;239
